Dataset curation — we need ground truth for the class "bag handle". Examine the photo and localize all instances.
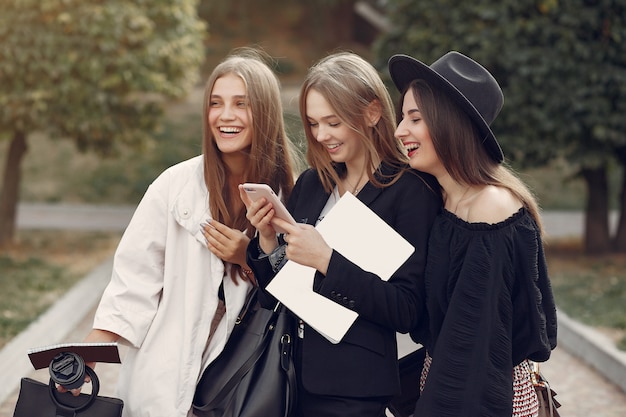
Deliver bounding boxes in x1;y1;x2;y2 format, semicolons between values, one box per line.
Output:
280;328;297;417
236;287;260;325
48;366;100;413
236;286;282;324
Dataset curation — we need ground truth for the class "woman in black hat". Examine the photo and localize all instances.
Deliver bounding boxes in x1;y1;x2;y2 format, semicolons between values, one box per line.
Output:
390;51;558;417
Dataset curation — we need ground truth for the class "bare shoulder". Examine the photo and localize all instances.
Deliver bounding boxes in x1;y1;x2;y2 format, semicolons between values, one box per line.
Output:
467;186;523;224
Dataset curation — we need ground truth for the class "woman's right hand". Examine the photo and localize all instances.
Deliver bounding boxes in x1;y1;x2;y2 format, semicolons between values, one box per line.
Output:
239;185;279;253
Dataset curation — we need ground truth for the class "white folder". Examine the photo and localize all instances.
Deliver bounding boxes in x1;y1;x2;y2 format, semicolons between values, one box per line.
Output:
266;192;415;343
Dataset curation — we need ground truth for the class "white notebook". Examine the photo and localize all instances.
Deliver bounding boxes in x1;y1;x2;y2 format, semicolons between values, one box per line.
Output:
267;192;414;343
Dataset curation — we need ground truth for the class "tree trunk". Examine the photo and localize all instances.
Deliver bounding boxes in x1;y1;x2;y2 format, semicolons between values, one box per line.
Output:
0;131;28;247
613;148;626;252
581;167;611;254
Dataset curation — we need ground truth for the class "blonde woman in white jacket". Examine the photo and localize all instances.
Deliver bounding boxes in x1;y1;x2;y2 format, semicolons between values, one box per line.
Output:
58;48;297;417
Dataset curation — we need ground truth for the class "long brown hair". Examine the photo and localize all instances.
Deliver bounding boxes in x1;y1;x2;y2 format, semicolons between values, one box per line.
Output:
202;48;297;280
404;79;544;234
299;52;408;193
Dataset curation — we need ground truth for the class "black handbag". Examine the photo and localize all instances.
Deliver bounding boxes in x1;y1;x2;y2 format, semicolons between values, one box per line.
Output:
386;346;426;417
13;366;123;417
193;288;296;417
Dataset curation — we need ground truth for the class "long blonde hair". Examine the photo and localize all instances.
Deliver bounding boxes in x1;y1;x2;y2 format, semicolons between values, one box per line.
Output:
404;79;544;234
202;48;296;280
299;52;408;193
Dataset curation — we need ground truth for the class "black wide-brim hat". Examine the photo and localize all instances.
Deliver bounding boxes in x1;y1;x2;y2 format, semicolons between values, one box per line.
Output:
388;51;504;163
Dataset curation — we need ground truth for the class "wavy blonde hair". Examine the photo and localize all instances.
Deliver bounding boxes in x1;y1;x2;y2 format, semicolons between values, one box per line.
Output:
299;52;408;193
202;48;297;280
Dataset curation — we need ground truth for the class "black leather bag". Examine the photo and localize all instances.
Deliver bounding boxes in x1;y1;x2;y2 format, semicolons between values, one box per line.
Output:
13;366;123;417
193;288;296;417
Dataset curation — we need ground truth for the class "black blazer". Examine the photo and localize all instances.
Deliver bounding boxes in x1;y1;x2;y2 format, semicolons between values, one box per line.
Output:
248;164;441;397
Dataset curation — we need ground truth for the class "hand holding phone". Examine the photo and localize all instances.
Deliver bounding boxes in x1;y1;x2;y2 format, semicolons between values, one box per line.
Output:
242;183;297;234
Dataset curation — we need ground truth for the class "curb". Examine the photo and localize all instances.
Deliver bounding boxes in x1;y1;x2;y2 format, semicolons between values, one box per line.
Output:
556;308;626;393
0;257;113;406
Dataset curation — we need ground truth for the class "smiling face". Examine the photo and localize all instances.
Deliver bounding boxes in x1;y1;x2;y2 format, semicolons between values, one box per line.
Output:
207;73;253;155
305;89;366;169
395;90;443;177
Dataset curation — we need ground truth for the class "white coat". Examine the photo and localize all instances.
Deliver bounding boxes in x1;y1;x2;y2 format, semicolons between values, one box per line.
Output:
93;155;252;417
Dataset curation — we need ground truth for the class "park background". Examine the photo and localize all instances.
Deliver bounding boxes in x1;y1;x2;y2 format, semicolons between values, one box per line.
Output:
0;0;625;408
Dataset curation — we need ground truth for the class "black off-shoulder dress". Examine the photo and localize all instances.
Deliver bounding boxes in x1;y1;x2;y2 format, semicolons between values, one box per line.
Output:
411;208;558;417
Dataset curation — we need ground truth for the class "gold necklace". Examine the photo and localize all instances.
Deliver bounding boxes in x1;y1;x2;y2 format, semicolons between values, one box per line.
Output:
345;172;367;195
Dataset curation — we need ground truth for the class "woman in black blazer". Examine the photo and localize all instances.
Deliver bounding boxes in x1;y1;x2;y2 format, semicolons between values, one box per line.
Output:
243;52;441;417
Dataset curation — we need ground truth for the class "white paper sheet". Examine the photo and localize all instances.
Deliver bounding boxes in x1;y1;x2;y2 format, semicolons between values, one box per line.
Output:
266;192;414;343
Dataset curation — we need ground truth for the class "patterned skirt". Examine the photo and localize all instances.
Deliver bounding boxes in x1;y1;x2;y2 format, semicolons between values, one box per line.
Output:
420;352;539;417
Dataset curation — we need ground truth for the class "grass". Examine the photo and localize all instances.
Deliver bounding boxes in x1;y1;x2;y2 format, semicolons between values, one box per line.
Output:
545;240;626;350
0;256;66;346
0;230;121;348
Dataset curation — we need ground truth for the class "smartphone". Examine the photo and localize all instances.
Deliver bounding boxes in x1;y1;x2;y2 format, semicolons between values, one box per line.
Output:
242;183;297;234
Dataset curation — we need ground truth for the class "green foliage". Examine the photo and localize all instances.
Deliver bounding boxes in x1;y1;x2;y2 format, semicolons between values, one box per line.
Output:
492;0;626;170
75;114;203;204
373;1;503;73
0;0;206;154
375;0;626;170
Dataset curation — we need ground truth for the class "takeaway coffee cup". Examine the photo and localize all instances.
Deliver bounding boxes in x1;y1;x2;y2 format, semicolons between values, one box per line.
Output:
49;351;86;390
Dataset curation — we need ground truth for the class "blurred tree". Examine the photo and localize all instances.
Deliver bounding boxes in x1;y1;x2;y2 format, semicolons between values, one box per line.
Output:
375;0;626;254
198;0;361;69
0;0;206;247
197;0;309;75
301;0;359;51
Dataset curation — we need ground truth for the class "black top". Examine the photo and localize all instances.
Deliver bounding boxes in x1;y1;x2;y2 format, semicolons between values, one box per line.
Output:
412;208;558;417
